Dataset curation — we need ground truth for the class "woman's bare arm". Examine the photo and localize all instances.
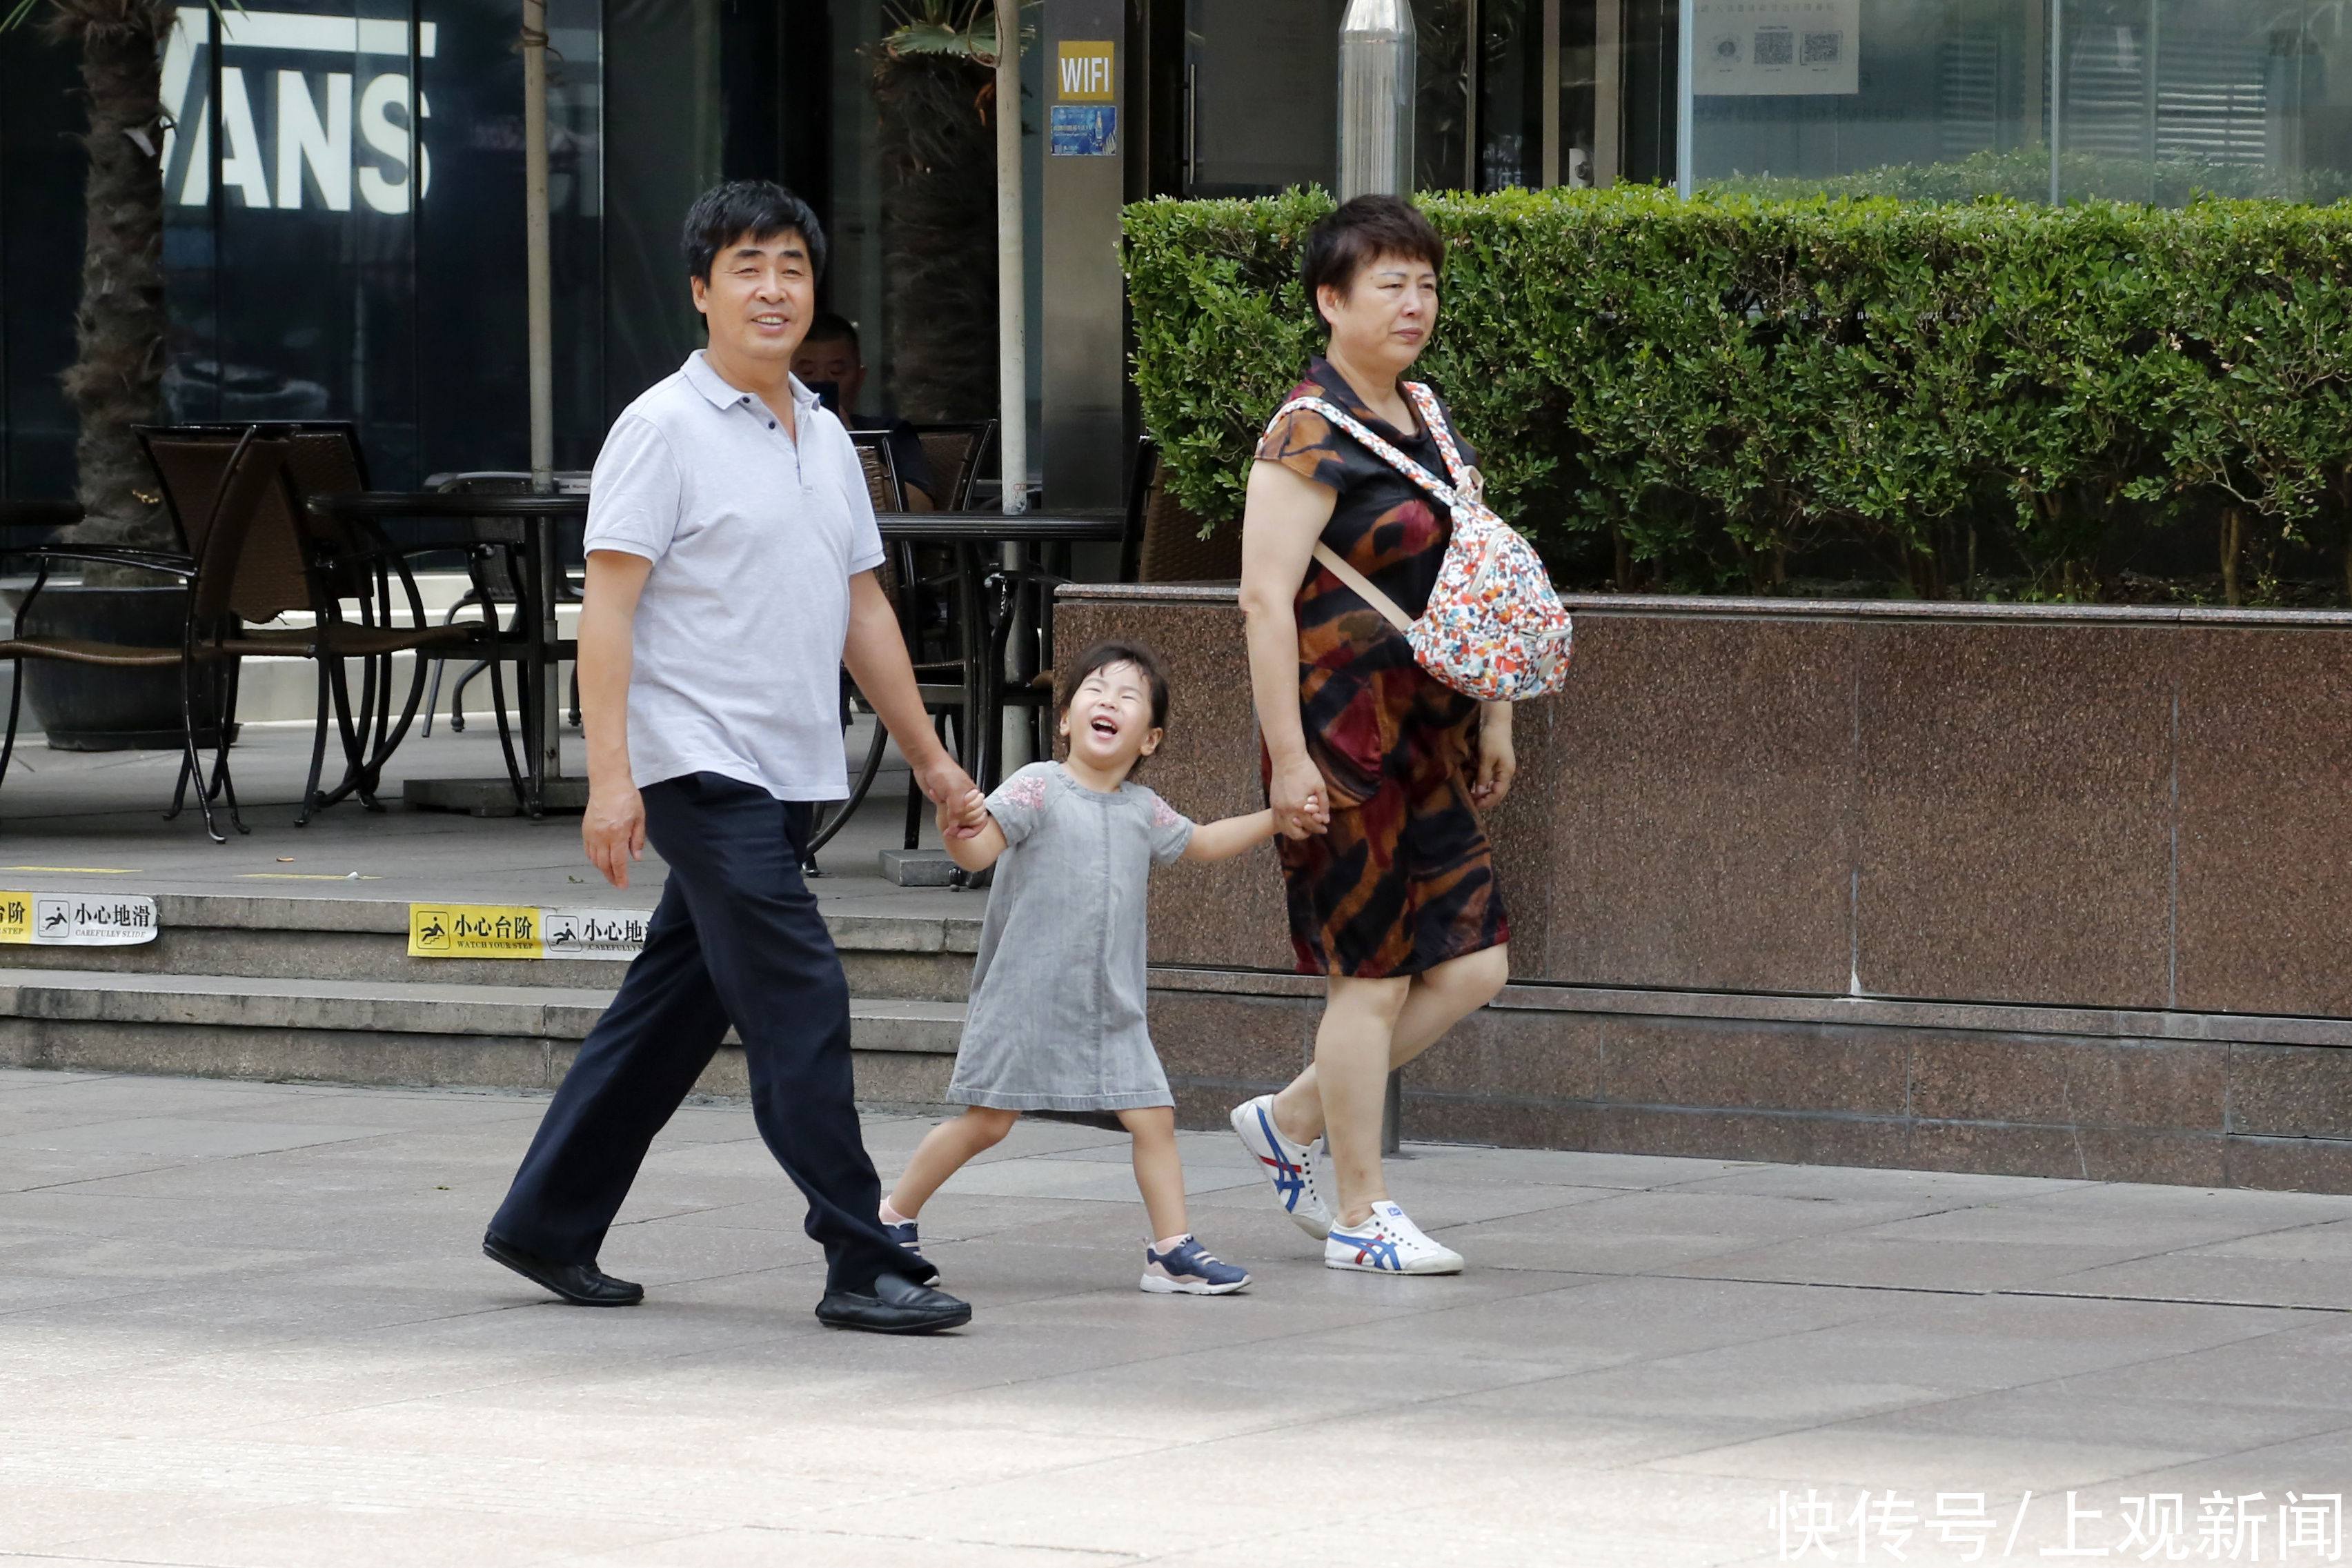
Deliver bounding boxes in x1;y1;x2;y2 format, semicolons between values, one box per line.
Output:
1238;460;1338;840
1473;699;1516;808
1180;808;1278;863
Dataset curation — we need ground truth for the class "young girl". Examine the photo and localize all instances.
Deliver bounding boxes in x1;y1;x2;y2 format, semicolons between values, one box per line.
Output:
880;640;1287;1295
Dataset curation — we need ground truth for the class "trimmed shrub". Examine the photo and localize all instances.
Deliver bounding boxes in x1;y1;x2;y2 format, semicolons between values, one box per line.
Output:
1123;188;2352;599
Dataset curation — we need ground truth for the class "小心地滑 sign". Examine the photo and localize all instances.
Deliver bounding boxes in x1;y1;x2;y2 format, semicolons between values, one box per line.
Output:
0;891;159;946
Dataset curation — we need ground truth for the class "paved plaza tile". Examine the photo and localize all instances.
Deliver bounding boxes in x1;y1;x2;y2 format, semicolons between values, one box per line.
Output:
6;1066;2352;1566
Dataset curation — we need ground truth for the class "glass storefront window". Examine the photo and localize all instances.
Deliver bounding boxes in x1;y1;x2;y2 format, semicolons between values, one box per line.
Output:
1183;0;1345;197
1686;0;2352;204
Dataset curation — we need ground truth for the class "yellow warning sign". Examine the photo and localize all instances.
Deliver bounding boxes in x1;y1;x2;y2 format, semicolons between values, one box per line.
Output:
0;893;31;943
408;904;543;959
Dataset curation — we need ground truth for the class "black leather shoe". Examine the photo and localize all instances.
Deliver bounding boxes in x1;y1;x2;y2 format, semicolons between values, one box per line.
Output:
816;1272;971;1334
483;1231;644;1307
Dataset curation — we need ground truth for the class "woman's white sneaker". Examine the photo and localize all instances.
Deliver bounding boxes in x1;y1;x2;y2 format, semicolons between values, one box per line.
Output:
1325;1200;1463;1275
1229;1094;1334;1239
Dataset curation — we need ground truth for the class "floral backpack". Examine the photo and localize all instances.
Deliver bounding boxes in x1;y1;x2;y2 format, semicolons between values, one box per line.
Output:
1267;381;1574;702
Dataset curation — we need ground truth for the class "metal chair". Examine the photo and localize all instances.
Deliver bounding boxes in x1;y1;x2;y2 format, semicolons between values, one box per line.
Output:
805;435;941;868
910;419;996;510
0;435;498;840
137;428;506;828
850;429;987;851
138;421;435;814
1130;438;1241;583
978;439;1212;773
416;470;589;746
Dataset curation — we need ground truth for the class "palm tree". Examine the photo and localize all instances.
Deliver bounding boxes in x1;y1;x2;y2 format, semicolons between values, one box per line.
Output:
873;0;1012;422
3;0;181;568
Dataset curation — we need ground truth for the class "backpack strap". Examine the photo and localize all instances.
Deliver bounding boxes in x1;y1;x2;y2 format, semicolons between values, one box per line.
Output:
1401;383;1485;508
1266;392;1471;632
1309;542;1414;633
1271;395;1463;514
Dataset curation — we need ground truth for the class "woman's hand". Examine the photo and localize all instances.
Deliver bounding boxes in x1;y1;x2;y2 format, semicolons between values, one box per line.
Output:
1470;703;1516;810
1269;752;1331;840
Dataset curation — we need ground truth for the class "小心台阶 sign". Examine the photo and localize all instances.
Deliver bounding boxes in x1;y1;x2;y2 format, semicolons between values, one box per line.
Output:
408;904;646;960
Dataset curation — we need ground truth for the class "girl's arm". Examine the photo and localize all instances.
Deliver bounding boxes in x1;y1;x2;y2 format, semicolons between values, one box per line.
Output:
935;790;1009;872
1180;808;1278;864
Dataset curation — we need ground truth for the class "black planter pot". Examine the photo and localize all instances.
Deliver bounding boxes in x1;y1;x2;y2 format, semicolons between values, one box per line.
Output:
10;584;237;753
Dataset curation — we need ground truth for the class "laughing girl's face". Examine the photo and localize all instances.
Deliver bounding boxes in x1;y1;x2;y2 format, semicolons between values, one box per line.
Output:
1058;661;1163;782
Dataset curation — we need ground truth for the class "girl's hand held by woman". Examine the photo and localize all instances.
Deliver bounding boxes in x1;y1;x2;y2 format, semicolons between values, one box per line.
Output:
1267;754;1330;840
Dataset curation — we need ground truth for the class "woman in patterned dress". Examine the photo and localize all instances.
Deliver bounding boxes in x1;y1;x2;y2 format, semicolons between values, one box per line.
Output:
1228;195;1516;1277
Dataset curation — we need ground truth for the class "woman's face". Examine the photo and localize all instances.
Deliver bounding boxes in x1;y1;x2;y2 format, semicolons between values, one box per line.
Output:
1318;252;1439;375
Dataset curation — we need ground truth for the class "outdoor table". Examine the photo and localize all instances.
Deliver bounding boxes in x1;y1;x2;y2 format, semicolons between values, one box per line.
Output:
305;495;1120;832
796;509;1125;868
308;490;586;819
876;508;1125;790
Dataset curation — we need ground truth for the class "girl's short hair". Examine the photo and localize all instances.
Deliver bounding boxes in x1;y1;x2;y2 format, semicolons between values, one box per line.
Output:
1058;640;1172;731
1301;194;1445;328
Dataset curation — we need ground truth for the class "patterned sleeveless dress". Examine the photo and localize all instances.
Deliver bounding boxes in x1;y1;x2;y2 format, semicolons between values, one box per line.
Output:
1254;357;1510;979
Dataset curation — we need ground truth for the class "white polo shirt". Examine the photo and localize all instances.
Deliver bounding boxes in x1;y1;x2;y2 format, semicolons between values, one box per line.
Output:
583;350;886;801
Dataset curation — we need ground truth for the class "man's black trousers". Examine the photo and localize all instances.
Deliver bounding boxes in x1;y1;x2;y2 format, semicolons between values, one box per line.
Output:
489;771;913;1295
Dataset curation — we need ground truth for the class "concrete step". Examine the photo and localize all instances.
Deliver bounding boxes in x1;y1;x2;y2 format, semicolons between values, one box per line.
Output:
0;969;966;1109
0;892;980;1002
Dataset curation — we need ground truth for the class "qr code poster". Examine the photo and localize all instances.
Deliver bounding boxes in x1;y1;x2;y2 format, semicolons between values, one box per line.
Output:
1694;0;1859;95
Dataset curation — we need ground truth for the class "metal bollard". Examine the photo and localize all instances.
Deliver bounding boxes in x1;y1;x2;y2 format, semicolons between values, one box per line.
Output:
1338;0;1417;201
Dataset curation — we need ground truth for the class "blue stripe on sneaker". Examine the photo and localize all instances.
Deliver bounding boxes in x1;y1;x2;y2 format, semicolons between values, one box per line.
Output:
1252;1104;1306;1213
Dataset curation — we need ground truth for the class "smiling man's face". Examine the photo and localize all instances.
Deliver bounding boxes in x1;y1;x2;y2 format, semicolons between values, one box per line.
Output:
690;227;816;370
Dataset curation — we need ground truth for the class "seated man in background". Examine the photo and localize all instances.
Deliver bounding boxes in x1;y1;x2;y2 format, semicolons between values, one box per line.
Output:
792;312;940;510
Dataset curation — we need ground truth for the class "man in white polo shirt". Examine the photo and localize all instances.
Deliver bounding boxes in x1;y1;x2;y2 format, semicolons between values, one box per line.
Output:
484;181;980;1335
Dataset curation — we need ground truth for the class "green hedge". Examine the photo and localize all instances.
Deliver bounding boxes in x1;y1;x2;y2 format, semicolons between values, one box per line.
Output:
1710;147;2352;208
1123;187;2352;599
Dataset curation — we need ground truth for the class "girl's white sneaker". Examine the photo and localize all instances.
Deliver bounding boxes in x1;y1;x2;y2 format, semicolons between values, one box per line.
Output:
1325;1200;1463;1275
1229;1094;1334;1239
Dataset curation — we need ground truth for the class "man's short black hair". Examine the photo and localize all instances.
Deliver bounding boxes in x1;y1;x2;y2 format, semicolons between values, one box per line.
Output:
682;179;827;284
802;311;860;352
1301;194;1445;328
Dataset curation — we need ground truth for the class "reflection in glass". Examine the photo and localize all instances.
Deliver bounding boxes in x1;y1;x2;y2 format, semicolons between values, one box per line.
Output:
1689;0;2352;206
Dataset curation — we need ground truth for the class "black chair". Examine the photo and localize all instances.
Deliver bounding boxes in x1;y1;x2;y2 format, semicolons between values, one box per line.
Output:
138;420;462;815
909;420;996;510
975;439;1176;775
856;431;985;851
416;471;589;748
1;435;499;840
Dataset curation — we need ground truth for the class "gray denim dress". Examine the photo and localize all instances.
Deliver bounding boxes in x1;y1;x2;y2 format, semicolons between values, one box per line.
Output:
947;762;1196;1111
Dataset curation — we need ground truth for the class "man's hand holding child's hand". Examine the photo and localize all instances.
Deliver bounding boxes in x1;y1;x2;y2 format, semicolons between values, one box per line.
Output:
937;787;989;841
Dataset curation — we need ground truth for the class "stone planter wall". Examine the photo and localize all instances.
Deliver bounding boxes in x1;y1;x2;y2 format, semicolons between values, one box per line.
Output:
1058;584;2352;1192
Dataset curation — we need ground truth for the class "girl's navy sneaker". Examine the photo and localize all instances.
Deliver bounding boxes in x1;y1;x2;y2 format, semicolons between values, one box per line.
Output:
885;1218;940;1284
1140;1235;1250;1296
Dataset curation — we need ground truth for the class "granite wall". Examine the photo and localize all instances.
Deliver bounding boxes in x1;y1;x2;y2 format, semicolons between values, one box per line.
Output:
1056;585;2352;1193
